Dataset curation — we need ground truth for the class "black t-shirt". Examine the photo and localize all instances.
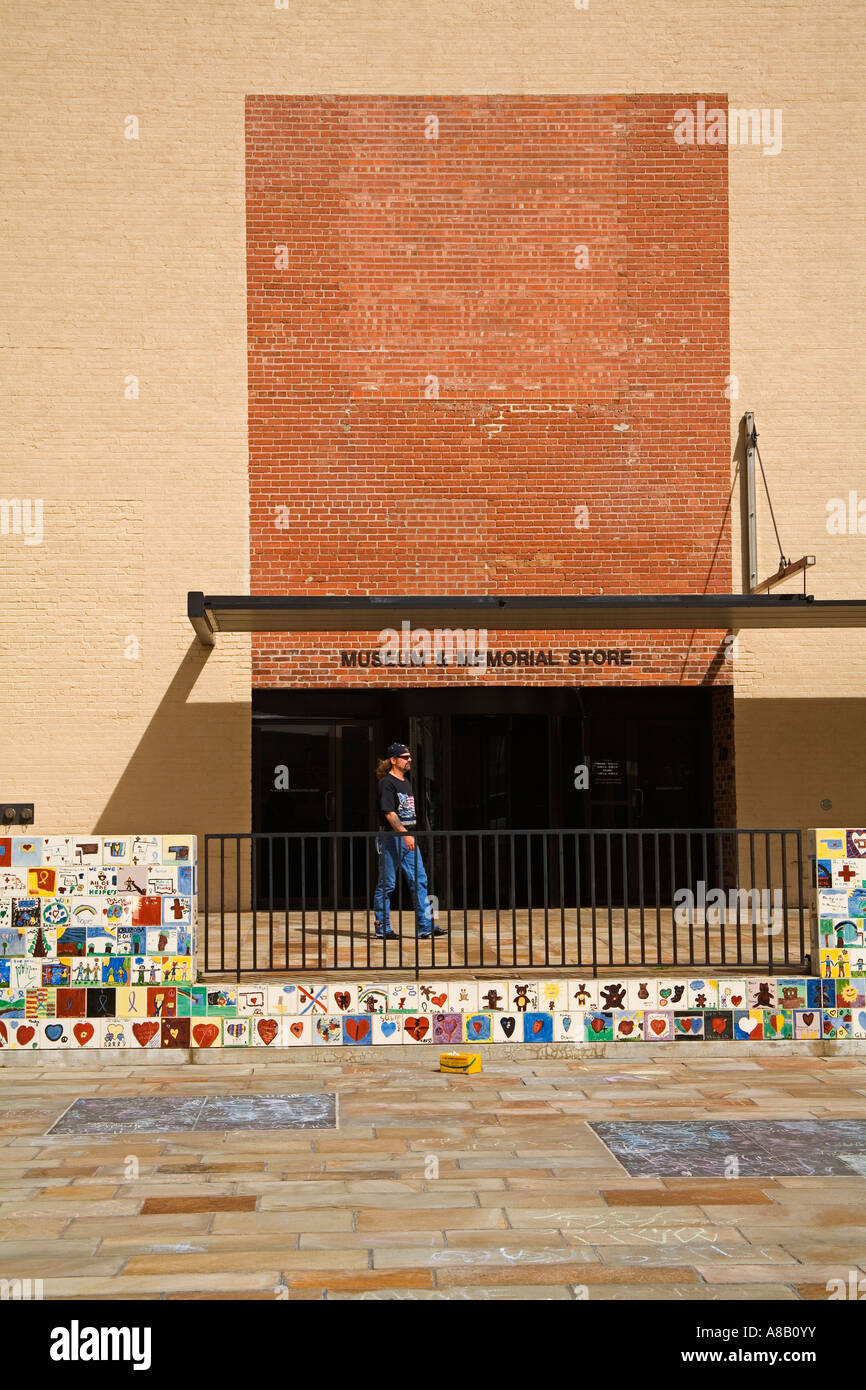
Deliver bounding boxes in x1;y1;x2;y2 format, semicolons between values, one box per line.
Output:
378;773;417;831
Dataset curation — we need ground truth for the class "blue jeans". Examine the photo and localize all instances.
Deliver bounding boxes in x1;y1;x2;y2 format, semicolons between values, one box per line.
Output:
373;835;434;935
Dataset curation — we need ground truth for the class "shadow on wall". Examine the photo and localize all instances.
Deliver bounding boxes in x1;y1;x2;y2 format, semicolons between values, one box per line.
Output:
735;698;866;832
94;639;251;845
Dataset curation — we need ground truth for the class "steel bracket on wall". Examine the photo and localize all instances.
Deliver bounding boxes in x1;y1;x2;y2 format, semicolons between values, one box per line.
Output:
743;412;816;594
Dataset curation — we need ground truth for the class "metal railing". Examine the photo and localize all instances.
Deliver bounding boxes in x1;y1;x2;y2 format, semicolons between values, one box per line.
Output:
203;828;808;979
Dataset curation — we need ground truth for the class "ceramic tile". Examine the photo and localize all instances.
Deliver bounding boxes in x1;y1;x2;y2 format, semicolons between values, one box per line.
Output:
118;866;149;895
704;1010;734;1040
450;981;479;1012
372;1014;402;1045
686;978;719;1010
673;1011;704;1040
614;1011;643;1041
554;1010;583;1042
585;1011;613;1041
100;1019;132;1049
775;978;808;1010
268;982;300;1015
161;894;191;926
475;982;509;1012
820;951;847;981
43;836;77;867
643;1011;674;1041
818;890;848;916
341;1015;373;1046
295;982;329;1015
849;1008;866;1039
508;981;538;1013
0;989;25;1019
236;987;266;1017
56;987;87;1018
252;1016;284;1047
285;1016;312;1045
747;979;777;1009
114;986;150;1019
494;1012;521;1043
402;1014;432;1043
12;959;41;990
69;1019;100;1048
146;927;178;955
312;1016;344;1045
845;829;866;859
418;981;452;1012
222;1018;251;1047
100;837;132;865
28;866;60;897
0;923;28;957
9;1019;41;1050
538;980;568;1012
191;1020;222;1049
656;980;689;1010
0;870;27;893
822;1009;852;1040
12;838;45;867
327;983;358;1014
41;1019;73;1048
597;981;629;1012
389;982;423;1013
626;979;657;1010
85;867;120;895
734;1009;763;1040
25;987;55;1018
793;1008;822;1039
522;1012;553;1043
71;838;102;867
126;1018;161;1049
836;978;866;1008
158;955;191;983
464;1012;494;1043
129;835;161;866
161;835;196;867
432;1012;462;1045
356;983;389;1015
813;828;846;858
832;859;866;890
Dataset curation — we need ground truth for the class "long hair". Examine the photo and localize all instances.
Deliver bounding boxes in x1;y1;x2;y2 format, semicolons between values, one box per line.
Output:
375;758;392;782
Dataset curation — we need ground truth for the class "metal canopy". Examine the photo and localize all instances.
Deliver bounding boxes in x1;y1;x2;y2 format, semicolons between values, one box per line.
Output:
188;591;866;647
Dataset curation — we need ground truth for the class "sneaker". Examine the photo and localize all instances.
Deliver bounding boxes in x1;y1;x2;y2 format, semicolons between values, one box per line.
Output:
418;927;447;938
375;928;398;940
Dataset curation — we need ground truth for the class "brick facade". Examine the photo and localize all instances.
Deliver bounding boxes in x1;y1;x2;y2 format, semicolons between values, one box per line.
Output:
246;95;731;689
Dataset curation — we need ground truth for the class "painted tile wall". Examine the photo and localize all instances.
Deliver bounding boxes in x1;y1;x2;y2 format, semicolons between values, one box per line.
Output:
1;831;865;1050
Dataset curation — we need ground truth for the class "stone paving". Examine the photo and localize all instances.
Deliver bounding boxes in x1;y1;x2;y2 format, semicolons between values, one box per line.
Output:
0;1051;865;1299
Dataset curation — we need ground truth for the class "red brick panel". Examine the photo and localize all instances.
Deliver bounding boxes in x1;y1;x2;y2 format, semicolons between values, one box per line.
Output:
246;95;731;688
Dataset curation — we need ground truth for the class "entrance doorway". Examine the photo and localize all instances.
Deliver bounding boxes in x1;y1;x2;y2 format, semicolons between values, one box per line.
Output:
252;688;718;908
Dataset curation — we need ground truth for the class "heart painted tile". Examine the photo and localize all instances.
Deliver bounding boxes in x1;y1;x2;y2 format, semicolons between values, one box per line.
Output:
402;1014;432;1044
222;1018;251;1047
432;1012;462;1045
849;1009;866;1039
40;1019;72;1048
554;1010;583;1042
100;1019;132;1049
734;1009;763;1040
614;1011;644;1041
10;1020;40;1050
252;1016;283;1047
673;1011;704;1040
284;1016;312;1045
584;1011;613;1042
495;1013;521;1042
160;1017;190;1049
191;1021;222;1049
704;1010;733;1040
463;1012;494;1043
642;1011;673;1041
656;980;689;1011
793;1009;821;1040
522;1012;553;1043
341;1014;373;1046
327;983;357;1014
822;1008;852;1040
372;1014;402;1045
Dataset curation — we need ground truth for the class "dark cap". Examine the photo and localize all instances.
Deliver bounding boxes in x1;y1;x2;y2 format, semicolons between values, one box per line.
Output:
387;742;410;758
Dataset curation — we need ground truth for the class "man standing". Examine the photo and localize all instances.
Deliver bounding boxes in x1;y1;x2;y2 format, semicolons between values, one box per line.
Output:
373;742;445;940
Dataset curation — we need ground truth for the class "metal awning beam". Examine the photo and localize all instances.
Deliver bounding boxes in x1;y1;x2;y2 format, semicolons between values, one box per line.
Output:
188;592;866;646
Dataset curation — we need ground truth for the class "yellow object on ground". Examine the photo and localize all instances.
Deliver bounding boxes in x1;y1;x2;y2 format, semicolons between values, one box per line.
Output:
439;1051;482;1074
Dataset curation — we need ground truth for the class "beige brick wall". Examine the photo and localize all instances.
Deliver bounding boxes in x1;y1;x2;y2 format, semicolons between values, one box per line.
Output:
2;0;864;836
